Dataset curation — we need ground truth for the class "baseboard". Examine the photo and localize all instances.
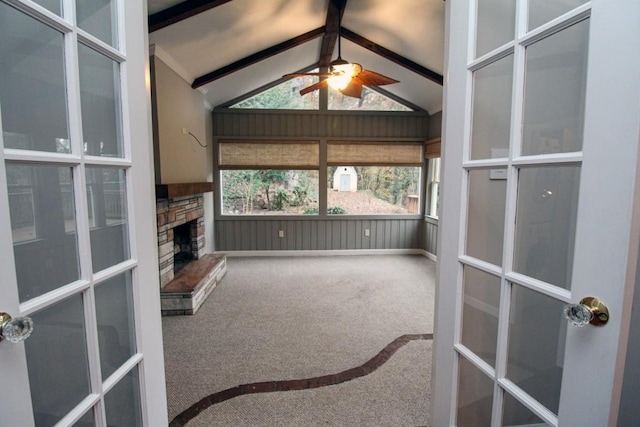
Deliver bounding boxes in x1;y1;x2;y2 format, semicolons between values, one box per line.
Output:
421;250;437;261
219;249;427;257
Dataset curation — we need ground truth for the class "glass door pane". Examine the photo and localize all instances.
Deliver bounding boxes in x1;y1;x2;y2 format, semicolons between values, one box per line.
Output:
513;166;581;289
76;0;119;48
471;54;514;160
86;167;130;272
476;0;516;57
7;164;80;301
24;294;90;426
466;169;507;266
95;272;136;380
78;44;123;158
522;20;589;156
507;285;566;415
0;3;69;154
457;356;494;426
461;266;501;367
528;0;589;30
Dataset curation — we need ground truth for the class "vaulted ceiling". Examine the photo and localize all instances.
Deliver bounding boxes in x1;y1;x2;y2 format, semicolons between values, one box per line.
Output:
147;0;445;114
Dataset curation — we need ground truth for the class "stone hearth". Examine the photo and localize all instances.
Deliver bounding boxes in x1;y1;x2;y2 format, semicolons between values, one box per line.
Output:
160;254;227;316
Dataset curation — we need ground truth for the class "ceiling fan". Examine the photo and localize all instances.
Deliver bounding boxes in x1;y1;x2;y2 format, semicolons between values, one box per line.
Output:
283;28;399;99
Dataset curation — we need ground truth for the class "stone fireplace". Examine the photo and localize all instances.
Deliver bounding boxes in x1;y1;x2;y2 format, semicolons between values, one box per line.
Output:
156;195;205;286
155;183;226;316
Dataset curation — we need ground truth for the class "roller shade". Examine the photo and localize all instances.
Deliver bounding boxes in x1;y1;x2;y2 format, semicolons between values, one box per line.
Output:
327;142;423;166
425;138;441;159
219;140;319;169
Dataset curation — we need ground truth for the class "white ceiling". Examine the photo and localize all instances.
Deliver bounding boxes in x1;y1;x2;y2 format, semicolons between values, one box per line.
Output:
147;0;445;114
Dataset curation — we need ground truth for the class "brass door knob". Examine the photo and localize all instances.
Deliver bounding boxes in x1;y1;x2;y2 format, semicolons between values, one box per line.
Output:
563;297;609;327
0;312;34;343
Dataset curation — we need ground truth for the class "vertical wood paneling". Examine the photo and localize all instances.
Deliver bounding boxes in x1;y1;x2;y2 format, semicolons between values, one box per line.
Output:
423;220;438;255
214;111;429;139
215;219;424;252
347;221;356;249
320;221;327;249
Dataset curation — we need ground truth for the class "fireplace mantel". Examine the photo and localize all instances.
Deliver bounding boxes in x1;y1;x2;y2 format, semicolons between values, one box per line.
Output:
156;182;214;199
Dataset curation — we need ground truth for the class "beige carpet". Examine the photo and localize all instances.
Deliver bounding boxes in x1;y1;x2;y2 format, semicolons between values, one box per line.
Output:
162;255;435;426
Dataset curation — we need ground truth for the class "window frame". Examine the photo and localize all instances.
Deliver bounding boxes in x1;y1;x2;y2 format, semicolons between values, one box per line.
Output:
216;139;426;219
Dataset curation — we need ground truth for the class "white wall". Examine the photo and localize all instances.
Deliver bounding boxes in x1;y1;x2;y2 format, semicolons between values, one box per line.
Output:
151;55;214;254
152;56;212;184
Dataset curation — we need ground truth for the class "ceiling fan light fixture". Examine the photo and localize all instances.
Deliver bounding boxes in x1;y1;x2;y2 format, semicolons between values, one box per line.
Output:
328;74;351;90
328;60;363;90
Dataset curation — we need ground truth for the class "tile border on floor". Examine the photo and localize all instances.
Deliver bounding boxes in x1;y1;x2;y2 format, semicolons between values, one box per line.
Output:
169;333;433;426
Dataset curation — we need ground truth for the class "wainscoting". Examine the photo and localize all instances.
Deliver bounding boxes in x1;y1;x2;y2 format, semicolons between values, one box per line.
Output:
424;217;438;256
215;218;425;252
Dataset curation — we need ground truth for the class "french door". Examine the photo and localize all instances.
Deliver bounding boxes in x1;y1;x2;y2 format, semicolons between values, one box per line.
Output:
433;0;640;426
0;0;167;425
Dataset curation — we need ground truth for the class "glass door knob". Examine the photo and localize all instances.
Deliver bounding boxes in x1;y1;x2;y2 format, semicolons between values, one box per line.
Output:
563;297;609;327
0;312;34;343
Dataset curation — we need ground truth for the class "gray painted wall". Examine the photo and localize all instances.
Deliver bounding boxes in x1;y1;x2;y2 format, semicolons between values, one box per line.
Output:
428;111;442;140
424;217;438;256
213;109;429;139
617;241;640;425
215;218;423;251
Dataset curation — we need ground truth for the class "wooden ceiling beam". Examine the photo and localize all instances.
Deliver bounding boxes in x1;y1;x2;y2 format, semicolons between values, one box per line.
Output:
340;27;444;85
149;0;233;33
192;27;325;89
319;0;348;68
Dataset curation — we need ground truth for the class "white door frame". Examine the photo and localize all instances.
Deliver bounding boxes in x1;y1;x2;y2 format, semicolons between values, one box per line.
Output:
0;0;167;425
432;0;640;425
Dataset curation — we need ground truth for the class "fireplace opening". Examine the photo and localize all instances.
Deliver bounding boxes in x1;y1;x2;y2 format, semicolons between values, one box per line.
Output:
173;221;195;274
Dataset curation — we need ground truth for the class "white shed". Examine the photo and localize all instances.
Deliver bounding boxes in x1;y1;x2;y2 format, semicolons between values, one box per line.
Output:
332;166;358;192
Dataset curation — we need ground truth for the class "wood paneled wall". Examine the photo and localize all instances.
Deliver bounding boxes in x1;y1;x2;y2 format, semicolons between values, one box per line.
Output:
213;109;431;253
215;218;424;251
424;217;439;256
213;110;429;139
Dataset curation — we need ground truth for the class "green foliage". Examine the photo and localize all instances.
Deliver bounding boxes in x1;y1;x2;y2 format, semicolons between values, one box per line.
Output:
328;87;413;111
291;184;309;207
221;170;262;214
327;206;347;215
272;188;289;211
231;76;319;110
302;206;347;215
356;166;419;206
256;170;287;210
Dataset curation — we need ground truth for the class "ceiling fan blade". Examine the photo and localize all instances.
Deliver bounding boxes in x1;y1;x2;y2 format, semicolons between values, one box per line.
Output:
299;79;329;96
340;81;363;98
283;72;333;78
356;69;399;86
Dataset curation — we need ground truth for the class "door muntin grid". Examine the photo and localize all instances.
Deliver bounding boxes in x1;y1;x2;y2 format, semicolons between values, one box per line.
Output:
0;0;142;425
455;2;591;425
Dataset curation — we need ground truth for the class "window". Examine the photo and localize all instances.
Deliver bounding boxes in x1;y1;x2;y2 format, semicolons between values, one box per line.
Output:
219;140;424;216
426;157;441;218
230;73;319;109
218;141;320;215
326;142;423;215
221;170;319;215
328;87;413;111
327;166;421;215
229;71;414;111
